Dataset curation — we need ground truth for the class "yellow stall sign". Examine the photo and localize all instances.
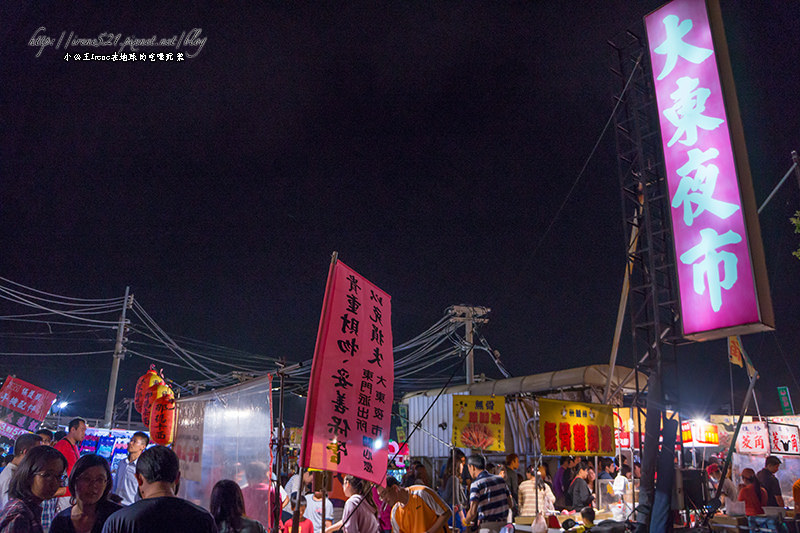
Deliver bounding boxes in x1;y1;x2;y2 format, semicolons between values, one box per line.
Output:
538;398;615;456
453;395;505;451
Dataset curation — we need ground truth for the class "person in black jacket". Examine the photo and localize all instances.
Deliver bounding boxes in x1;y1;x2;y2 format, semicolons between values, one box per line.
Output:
567;461;594;511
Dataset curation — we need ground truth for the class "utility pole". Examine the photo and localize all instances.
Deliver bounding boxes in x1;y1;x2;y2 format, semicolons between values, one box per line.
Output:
793;151;800;203
447;305;490;385
104;287;132;428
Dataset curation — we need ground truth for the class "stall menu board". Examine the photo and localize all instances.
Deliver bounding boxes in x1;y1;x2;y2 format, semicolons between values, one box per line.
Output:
539;398;614;456
452;396;505;451
735;421;769;455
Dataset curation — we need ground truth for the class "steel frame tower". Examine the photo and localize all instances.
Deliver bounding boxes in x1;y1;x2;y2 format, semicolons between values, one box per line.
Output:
609;27;688;526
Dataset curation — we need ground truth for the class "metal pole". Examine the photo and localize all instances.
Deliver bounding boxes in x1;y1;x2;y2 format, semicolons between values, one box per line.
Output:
752;389;762;420
604;216;640;403
290;468;304;533
702;372;759;526
321;480;327;533
103;287;130;428
757;157;798;214
452;445;457;528
728;363;735;417
465;315;474;385
273;371;286;533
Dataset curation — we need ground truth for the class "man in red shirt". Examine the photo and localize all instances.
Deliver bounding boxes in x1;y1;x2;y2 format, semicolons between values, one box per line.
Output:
53;417;87;510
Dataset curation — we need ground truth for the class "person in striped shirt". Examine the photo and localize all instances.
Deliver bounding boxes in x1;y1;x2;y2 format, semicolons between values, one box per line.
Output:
464;455;512;533
377;476;451;533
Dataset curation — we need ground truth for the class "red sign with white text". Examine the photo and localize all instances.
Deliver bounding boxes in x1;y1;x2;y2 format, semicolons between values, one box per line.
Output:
0;420;30;441
300;260;393;486
0;377;57;421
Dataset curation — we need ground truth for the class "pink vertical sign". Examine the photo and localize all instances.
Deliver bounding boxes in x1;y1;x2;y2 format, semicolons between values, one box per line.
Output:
645;0;772;340
300;257;393;485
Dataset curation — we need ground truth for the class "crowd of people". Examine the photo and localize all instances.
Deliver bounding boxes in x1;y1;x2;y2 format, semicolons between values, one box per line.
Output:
0;418;217;533
1;420;799;533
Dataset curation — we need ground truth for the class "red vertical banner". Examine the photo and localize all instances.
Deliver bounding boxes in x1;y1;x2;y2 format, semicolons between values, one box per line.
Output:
300;257;393;486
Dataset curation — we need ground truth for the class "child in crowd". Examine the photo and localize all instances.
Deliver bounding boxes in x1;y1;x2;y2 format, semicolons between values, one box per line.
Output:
283;498;314;533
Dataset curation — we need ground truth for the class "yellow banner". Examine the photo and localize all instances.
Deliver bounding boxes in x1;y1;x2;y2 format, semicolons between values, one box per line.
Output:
728;336;744;367
453;396;505;451
538;398;614;456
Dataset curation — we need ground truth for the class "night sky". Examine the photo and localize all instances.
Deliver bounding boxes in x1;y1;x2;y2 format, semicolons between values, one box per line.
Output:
2;2;798;424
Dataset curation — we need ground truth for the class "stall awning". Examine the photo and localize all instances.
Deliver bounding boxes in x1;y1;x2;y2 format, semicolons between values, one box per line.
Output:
401;364;646;400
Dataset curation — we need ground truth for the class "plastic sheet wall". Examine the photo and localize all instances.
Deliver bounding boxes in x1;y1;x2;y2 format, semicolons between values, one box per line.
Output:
176;378;272;509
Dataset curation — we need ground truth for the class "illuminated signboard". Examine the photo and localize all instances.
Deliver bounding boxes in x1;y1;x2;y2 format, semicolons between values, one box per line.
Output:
644;0;773;340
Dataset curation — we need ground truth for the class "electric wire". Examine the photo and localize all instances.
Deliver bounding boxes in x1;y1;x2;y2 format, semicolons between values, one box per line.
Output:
130;302;223;383
0;277;126;303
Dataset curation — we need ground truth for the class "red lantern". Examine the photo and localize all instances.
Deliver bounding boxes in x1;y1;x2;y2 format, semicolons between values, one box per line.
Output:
149;393;176;446
142;383;173;426
134;367;163;414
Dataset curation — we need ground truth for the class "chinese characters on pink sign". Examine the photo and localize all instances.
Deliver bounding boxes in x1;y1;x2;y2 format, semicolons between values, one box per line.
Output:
300;259;393;485
0;376;57;427
645;0;771;339
0;420;30;441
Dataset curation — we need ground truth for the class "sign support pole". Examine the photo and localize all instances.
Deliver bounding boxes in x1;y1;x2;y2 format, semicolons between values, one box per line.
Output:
103;286;130;428
702;371;758;525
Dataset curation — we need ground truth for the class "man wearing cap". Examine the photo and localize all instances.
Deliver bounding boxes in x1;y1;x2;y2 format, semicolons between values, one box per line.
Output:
706;464;736;506
756;456;784;507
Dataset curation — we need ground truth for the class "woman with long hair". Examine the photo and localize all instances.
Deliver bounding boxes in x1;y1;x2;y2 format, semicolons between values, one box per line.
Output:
440;454;468;532
210;479;265;533
737;468;767;516
0;445;67;532
50;454;122;533
330;475;380;533
518;465;555;516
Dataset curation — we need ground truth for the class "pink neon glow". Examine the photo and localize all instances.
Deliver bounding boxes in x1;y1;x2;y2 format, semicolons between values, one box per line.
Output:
645;0;759;336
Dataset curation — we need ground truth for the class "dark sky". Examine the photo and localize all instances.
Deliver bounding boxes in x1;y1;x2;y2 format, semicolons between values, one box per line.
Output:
2;2;798;423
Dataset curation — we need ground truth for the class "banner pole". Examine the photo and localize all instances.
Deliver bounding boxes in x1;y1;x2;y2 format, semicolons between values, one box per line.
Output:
728;362;735;417
272;369;286;533
294;252;338;533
